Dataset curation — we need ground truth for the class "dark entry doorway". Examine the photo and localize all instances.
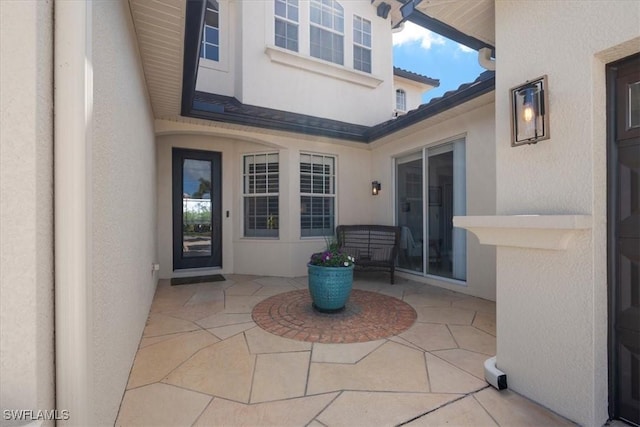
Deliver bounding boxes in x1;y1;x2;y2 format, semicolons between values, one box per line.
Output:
172;148;222;270
608;53;639;426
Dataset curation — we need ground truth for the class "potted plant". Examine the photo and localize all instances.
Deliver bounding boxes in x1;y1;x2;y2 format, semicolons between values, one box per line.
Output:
307;239;355;313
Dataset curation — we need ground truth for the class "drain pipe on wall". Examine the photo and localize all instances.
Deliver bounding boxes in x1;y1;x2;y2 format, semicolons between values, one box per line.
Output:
478;47;496;71
476;46;501;390
54;1;94;425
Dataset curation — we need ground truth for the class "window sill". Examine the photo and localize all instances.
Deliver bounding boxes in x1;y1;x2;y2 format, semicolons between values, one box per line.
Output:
453;215;592;250
265;45;384;88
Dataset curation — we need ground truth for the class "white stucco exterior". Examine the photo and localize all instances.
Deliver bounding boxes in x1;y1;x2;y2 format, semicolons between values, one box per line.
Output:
88;1;158;423
0;0;55;423
197;0;395;126
494;2;639;426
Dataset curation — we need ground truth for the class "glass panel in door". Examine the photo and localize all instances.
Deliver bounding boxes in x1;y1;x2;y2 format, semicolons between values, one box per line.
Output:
182;159;212;258
396;154;424;273
426;142;466;281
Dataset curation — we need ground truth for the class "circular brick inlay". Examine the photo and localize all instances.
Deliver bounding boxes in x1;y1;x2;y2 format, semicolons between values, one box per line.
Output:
251;289;417;343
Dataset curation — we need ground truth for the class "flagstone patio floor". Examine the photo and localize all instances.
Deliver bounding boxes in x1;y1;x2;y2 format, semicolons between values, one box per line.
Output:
116;273;575;426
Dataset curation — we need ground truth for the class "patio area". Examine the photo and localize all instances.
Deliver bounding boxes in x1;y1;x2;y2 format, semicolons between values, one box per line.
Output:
116;273;574;426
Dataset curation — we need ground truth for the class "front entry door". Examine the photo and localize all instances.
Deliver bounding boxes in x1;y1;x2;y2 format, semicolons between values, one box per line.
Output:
172;148;222;270
609;54;640;425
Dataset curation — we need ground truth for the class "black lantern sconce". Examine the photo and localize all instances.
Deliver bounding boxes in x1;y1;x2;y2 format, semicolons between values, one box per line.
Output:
510;75;550;146
371;181;381;195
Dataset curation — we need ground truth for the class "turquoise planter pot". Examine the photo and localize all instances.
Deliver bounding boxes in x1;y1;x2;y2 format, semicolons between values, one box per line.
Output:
307;263;354;312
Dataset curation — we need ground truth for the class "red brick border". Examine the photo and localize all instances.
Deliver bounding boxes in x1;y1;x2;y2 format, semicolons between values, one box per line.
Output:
251;289;417;344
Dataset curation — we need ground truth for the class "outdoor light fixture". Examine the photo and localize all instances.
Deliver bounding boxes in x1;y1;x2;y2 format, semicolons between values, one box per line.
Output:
371;181;381;195
510;75;550;146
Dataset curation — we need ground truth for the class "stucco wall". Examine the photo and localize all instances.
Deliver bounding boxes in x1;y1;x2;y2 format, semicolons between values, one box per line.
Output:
371;100;497;301
197;0;395;126
90;1;157;424
156;125;373;279
0;0;55;422
495;2;639;426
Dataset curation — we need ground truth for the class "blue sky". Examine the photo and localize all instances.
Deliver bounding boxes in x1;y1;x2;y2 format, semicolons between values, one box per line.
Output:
392;22;485;103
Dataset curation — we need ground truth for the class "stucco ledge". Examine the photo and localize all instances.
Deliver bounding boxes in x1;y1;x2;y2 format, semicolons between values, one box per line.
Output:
453;215;592;250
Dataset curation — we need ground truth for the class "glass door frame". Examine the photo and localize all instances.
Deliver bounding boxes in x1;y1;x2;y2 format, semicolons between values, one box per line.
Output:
172;148;222;270
394;138;467;283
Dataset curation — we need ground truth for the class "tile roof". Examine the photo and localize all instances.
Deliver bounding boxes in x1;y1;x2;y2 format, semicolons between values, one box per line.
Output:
393;67;440;87
186;71;495;143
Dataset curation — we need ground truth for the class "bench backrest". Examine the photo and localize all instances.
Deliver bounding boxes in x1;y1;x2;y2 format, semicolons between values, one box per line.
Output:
336;225;401;261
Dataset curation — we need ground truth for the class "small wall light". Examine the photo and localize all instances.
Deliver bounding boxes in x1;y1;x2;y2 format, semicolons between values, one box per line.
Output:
510;75;550;146
372;181;381;195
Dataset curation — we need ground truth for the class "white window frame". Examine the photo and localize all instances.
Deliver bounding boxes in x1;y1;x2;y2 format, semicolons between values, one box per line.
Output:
243;153;280;238
201;0;220;62
300;153;336;238
274;0;299;52
353;15;371;73
396;89;407;112
309;0;344;66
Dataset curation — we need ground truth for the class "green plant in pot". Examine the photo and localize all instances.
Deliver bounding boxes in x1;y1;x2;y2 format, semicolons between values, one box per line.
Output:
307;238;355;313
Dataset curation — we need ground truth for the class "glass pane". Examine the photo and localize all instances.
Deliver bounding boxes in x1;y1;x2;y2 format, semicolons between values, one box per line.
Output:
205;9;218;28
182;159;212;258
396;157;423;273
205;27;219;45
629;81;640;129
426;151;454;278
275;0;286;18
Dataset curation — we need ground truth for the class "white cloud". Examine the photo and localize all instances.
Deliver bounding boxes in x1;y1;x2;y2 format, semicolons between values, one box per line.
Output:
457;43;474;53
392;21;446;50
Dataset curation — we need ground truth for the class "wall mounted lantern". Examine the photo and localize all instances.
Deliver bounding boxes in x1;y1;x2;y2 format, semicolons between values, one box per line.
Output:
372;181;381;195
510;75;550;146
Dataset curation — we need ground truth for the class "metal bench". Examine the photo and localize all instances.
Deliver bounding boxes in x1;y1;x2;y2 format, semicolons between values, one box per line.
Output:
336;225;401;284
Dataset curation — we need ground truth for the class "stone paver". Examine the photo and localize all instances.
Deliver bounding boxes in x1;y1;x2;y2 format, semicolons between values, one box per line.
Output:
251;289;416;343
117;273;577;426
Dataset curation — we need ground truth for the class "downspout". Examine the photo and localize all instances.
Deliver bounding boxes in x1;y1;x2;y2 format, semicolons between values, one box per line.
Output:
478;47;496;71
54;1;93;425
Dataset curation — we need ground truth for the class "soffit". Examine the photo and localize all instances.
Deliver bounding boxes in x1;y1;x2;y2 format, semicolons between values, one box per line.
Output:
128;0;185;119
414;0;495;46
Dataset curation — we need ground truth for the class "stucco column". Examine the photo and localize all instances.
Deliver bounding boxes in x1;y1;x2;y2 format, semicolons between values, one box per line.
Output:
54;0;94;424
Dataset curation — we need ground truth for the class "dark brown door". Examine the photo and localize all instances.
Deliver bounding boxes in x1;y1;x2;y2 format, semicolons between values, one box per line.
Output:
172;148;222;270
609;53;640;425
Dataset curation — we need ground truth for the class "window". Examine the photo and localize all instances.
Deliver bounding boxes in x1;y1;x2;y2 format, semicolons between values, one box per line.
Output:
275;0;299;52
353;15;371;73
300;153;335;237
243;153;279;238
200;0;220;61
309;0;344;65
396;89;407;112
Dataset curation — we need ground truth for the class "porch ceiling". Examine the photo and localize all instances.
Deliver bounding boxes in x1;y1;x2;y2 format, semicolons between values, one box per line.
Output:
414;0;495;47
128;0;185;120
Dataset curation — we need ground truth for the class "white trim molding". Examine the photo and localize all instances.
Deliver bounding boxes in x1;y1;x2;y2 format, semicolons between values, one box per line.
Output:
265;45;383;88
453;215;592;250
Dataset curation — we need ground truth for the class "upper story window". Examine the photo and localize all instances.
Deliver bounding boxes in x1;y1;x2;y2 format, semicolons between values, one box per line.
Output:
309;0;344;65
300;153;335;237
396;89;407;112
275;0;299;52
353;15;371;73
200;0;220;61
243;153;279;238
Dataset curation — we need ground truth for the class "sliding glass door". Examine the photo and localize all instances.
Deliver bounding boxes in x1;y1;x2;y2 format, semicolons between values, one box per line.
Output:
396;140;466;281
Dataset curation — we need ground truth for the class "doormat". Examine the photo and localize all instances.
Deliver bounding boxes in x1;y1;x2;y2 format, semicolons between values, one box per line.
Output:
171;274;225;286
